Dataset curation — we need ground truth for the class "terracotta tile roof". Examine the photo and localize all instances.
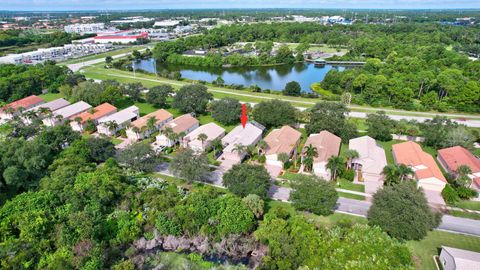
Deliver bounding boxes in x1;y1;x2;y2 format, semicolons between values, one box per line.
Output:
72;103;117;123
164;114;198;134
1;95;44;112
264;126;302;155
392;141;446;183
131;109;172;129
438;146;480;174
304;130;341;163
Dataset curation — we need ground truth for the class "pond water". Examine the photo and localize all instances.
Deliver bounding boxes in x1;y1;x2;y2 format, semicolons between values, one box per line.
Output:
133;58;347;92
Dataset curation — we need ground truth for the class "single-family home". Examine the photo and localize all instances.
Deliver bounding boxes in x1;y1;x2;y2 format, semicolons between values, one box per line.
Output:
438;146;480;193
96;106;139;136
0;95;45;120
70;103;117;132
43;101;92;127
155;114;199;147
126;109;173;141
182;122;226;152
22;98;70;124
392;141;447;206
349;136;388;194
302;131;341;179
263;125;302;167
439;246;480;270
218;122;264;170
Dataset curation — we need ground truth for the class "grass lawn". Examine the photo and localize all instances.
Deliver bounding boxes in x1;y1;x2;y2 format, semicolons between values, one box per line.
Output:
377;140;402;165
338;178;365;192
111;137;123;145
337;191;365;200
452;200;480;211
447;210;480;220
39;92;64;102
407;230;480;270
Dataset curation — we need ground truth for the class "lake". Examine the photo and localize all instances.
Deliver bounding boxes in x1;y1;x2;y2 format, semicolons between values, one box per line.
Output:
132;58;346;92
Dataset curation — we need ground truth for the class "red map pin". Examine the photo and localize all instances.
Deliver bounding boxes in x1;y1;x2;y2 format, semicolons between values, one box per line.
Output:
240;103;248;128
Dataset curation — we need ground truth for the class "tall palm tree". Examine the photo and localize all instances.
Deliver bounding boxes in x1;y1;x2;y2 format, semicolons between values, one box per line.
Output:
456;165;473;187
344;149;359;169
326;156;344;181
197;133;208;148
211;138;223;155
54;114;64;123
382;164;414;186
232;144;246;155
457;165;472;177
38;107;52;117
146;116;157;133
163;127;179;146
246;144;256;158
256;140;268;156
105;121;119;135
23;110;38;121
303;144;318;172
303;156;314;172
397;164;414;182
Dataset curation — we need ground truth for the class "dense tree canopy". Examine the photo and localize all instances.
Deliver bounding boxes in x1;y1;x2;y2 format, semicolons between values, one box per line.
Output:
290;175;338;216
169;148;210;183
146;84;174;108
366;111;395;141
210;97;242;125
222;164;271;199
172;84;213;114
252;99;297;129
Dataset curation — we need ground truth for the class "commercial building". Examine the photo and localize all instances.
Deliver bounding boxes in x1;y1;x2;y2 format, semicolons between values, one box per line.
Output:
0;95;45;120
438;146;480;193
64;23;105;34
70;103;117;132
302;131;341;179
92;31;148;44
154;20;180;27
43;101;92;127
110;17;154;25
439;246;480;270
23;98;70;124
97;106;139;136
263;126;302;167
392;141;447;206
349;136;388;194
126;109;173;141
182;122;226;152
218;122;264;170
155;114;199;147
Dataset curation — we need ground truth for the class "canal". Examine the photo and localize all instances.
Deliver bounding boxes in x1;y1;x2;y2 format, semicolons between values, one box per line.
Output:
132;58;347;92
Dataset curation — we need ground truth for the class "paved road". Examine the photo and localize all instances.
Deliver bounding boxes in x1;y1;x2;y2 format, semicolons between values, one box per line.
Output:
155;162;480;236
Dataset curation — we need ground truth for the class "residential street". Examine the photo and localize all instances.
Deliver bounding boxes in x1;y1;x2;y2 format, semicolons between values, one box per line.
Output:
155;162;480;237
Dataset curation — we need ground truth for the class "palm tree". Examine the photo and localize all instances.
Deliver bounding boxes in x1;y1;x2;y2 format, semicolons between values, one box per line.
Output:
457;165;472;177
326;156;344;181
246;144;256;159
344;149;359;169
4;107;15;116
278;152;290;169
38;107;52;117
105;121;119;136
303;156;314;172
163;127;179;146
256;140;268;156
382;164;414;186
146;116;157;133
232;144;246;155
211;138;223;155
23;110;38;121
456;165;472;187
397;164;414;182
54;114;64;123
197;133;208;148
302;144;318;172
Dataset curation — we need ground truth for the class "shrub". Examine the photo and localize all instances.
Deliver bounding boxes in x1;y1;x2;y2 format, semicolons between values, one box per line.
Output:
290;175;338;216
455;186;478;200
341;169;355;182
155;213;182;236
442;184;459;204
223;164;271;199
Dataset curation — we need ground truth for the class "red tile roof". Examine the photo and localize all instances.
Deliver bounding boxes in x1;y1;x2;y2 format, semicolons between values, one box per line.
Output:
392;141;447;183
1;95;44;112
438;146;480;174
72;103;117;123
130;109;173;129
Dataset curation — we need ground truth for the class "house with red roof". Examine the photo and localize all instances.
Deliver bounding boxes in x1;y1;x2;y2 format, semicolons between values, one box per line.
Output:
0;95;44;120
438;146;480;193
392;141;447;206
70;103;117;132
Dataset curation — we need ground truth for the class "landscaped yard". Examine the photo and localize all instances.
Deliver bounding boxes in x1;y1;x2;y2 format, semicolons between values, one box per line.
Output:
407;230;480;270
337;178;365;192
452;200;480;211
39;92;64;102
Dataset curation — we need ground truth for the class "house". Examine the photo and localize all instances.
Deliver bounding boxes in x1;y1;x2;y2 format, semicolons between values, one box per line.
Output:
349;136;388;194
126;109;173;141
302;131;341;179
392;141;447;206
70;103;117;132
438;146;480;193
182;122;226;152
218;122;264;170
0;95;45;120
22;98;70;124
439;246;480;270
155;114;199;147
96;106;139;136
43;101;91;127
263;126;302;167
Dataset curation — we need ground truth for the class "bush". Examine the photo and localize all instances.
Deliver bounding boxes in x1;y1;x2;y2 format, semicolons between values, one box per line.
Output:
290;175;338;216
341;169;355;182
222;164;271;199
455;186;478;200
155;213;182;236
442;184;459;204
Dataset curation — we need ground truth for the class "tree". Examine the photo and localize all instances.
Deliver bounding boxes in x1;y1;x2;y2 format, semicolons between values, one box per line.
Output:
173;84;213;114
210;98;242;125
116;141;158;172
420;116;458;149
105;56;113;65
344;149;359;169
306;101;357;142
275;44;295;64
326;156;344;181
290;175;338;216
366;111;394;141
283;81;301;97
197;133;208;148
368;182;441;240
443;125;476;150
210;138;223;155
222;164;271;199
252;99;297;129
303;144;318;172
456;165;473;187
242;194;265;219
382;164;414;186
146;85;174;108
122;83;143;102
169;148;210;183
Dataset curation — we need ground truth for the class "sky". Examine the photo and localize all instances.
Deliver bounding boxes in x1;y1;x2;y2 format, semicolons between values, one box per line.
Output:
2;0;480;11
